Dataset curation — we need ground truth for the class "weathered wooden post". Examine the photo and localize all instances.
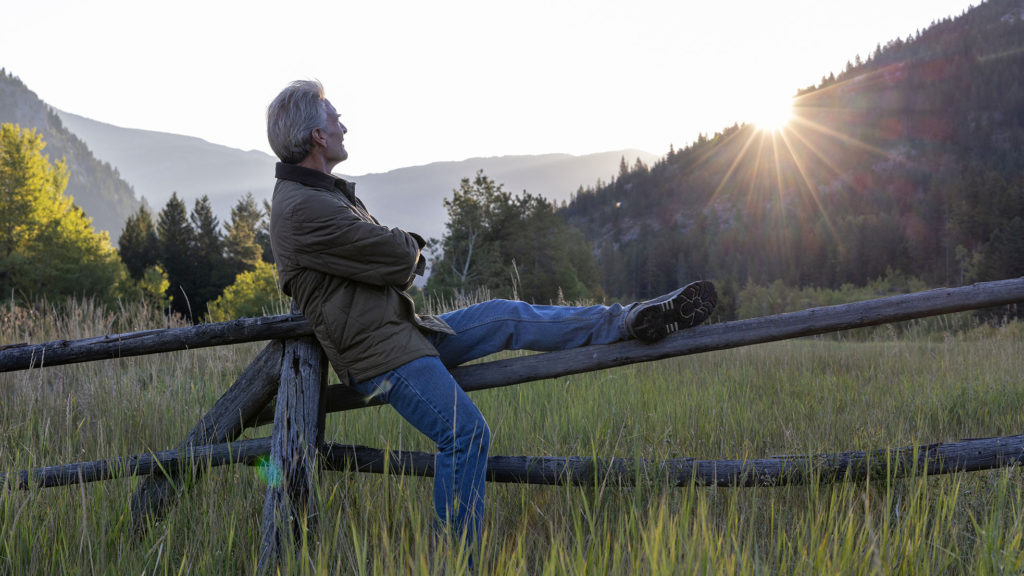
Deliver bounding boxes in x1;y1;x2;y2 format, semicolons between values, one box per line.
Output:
256;326;328;573
129;340;285;532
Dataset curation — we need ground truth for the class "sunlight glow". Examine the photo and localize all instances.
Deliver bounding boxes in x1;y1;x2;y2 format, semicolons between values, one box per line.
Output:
750;94;794;132
701;79;900;256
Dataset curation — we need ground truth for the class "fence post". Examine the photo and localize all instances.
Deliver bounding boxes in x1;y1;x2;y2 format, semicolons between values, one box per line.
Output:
130;340;285;533
257;332;328;573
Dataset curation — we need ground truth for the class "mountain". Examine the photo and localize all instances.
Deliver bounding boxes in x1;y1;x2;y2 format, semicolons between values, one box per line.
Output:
0;71;140;241
55;110;656;243
351;150;656;242
56;111;276;226
562;0;1024;301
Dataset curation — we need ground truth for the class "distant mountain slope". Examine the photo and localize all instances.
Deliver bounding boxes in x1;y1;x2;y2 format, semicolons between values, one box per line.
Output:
563;0;1024;300
0;71;139;241
57;110;276;226
353;150;657;242
55;108;656;242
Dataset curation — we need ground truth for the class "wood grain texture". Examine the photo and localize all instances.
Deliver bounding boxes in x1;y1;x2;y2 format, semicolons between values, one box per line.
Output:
8;434;1024;489
257;336;327;574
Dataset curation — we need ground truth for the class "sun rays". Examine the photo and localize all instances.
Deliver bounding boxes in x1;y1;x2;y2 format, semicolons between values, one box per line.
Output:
693;77;917;266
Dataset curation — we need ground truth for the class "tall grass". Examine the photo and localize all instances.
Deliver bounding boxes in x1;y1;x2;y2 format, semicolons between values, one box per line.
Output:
2;298;1023;574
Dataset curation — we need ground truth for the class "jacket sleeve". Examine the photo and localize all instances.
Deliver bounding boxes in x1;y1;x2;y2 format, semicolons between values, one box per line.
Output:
288;197;422;287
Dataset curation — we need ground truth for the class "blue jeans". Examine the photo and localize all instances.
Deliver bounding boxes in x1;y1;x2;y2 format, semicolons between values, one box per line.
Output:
351;299;630;547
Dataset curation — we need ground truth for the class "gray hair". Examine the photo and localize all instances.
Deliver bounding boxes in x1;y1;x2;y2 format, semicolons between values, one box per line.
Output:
267;80;328;164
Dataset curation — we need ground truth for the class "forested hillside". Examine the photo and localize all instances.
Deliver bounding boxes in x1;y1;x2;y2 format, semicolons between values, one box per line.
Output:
562;0;1024;305
0;71;140;240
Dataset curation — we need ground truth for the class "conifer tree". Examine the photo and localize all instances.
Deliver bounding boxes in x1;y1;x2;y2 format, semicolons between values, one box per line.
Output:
190;195;230;317
223;192;263;276
256;198;274;263
118;204;159;280
157;192;196;319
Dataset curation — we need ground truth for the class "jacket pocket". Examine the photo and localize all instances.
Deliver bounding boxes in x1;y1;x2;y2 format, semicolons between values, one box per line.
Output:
346;285;389;332
320;284;355;348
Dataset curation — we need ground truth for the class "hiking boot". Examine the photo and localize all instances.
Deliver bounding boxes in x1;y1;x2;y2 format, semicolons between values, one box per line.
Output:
625;280;717;342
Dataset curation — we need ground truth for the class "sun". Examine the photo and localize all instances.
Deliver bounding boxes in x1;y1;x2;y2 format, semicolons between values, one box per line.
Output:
749;93;794;132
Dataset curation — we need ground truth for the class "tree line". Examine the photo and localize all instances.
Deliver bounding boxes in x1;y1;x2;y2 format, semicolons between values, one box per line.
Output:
118;192;275;321
0;120;279;322
425;171;602;304
1;118;598;324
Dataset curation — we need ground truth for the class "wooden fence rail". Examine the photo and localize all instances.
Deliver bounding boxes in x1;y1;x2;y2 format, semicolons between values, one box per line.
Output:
5;432;1024;490
2;277;1022;376
259;277;1024;423
0;313;311;372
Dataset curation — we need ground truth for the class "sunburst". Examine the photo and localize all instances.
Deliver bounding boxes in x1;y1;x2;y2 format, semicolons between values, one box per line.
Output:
750;93;794;132
698;79;902;256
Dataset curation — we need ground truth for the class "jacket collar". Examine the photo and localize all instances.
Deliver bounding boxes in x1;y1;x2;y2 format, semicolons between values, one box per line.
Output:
275;162;357;201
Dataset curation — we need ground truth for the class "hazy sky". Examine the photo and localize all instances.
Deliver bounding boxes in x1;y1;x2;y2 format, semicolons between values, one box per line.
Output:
3;0;978;175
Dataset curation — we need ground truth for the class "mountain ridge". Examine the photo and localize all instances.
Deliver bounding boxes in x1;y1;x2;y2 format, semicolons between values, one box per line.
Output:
2;73;656;245
0;70;140;241
54;109;656;242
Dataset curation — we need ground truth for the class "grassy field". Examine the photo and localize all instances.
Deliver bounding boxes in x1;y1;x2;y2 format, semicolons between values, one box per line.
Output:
2;299;1023;574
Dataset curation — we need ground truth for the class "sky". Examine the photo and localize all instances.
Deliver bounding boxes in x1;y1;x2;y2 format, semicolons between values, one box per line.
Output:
2;0;979;176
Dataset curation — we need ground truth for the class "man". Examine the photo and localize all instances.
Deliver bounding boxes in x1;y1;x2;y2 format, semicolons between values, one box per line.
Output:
267;79;716;554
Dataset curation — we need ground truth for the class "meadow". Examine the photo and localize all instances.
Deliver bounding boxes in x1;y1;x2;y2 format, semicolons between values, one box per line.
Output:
2;298;1023;575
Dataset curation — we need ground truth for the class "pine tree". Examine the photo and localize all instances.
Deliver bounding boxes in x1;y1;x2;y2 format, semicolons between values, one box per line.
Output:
223;192;263;276
427;171;505;297
157;192;196;319
256;198;274;263
118;204;159;280
190;195;230;317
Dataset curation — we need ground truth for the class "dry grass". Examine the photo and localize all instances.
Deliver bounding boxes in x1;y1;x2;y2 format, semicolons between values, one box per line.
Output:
2;298;1023;574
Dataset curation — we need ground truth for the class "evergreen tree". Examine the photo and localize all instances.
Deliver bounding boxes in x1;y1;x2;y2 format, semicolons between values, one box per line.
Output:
118;204;159;280
157;192;196;319
977;216;1024;283
618;156;629;178
223;192;263;276
190;195;230;317
256;198;274;263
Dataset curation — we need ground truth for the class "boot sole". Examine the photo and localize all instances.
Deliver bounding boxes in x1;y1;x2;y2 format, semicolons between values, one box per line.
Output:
630;281;717;342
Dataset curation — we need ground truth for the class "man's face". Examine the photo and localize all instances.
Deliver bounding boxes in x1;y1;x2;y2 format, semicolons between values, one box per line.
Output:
320;100;348;165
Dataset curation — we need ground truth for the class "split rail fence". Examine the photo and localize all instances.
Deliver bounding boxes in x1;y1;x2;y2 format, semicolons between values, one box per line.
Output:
2;277;1024;571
